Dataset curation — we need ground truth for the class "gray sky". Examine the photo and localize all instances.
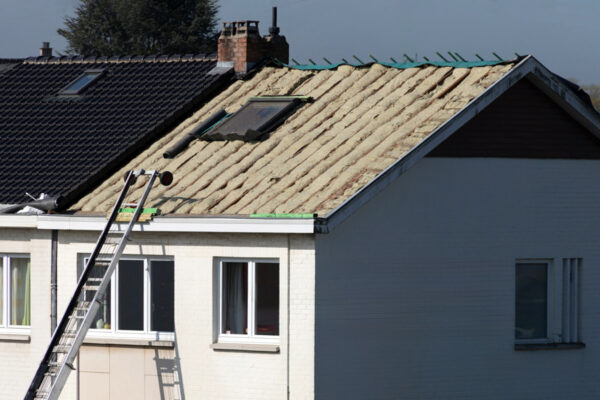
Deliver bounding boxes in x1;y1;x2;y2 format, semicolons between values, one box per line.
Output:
1;0;599;84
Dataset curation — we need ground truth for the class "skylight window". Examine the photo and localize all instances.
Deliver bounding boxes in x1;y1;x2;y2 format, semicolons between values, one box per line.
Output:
203;96;311;141
59;69;105;95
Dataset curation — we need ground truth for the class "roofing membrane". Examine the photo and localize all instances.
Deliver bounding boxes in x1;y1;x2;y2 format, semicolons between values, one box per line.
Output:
73;62;514;216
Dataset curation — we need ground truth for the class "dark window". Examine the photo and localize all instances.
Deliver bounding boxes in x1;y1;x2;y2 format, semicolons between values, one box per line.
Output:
59;70;104;95
118;260;144;331
515;263;548;340
255;262;279;336
151;260;174;332
222;262;248;334
203;96;309;141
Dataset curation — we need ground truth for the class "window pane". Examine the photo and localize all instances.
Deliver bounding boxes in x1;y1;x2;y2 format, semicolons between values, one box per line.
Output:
0;258;3;326
118;260;144;331
515;263;548;339
10;258;30;326
255;262;279;336
222;262;247;334
81;259;112;330
151;260;174;332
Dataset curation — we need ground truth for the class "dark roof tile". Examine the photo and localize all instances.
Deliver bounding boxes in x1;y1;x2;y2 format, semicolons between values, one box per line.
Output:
0;57;232;205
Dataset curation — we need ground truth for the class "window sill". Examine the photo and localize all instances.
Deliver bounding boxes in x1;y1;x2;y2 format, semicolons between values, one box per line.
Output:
210;342;280;353
83;337;174;348
0;333;30;343
515;342;586;351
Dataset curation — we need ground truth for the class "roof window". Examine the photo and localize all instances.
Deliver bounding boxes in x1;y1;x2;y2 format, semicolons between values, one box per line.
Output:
203;96;311;141
58;69;105;95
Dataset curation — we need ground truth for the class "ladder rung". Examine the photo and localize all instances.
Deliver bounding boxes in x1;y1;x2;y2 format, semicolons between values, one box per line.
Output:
86;277;103;283
82;285;100;291
105;237;122;245
52;344;71;354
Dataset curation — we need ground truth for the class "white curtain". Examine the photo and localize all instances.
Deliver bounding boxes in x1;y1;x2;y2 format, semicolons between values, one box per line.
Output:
10;258;30;326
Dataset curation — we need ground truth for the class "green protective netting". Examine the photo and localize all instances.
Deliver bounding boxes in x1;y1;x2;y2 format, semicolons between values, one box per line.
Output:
280;59;510;71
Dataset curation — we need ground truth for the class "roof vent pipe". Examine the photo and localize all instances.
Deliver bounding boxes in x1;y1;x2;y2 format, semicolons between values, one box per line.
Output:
269;7;280;36
163;109;228;159
0;195;63;214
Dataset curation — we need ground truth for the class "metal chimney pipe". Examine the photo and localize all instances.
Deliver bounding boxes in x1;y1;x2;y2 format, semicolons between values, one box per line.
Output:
269;7;280;36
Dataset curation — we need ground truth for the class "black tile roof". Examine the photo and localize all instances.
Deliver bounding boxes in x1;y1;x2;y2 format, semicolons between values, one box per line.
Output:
0;55;232;206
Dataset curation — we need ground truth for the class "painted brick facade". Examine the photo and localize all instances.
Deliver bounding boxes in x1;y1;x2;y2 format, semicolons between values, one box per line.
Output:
315;158;600;399
0;230;315;399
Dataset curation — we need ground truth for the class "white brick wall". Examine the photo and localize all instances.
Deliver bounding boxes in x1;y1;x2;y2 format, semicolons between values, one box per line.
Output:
0;228;52;399
0;230;316;399
315;158;600;399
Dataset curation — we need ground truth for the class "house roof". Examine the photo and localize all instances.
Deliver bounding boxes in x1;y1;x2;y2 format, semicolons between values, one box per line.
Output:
72;59;517;216
0;54;232;206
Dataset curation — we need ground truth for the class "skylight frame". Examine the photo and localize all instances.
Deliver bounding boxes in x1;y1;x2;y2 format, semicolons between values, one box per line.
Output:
203;96;311;141
58;69;105;95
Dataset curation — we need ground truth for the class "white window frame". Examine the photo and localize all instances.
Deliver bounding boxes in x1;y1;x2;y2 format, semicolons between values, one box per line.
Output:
80;255;174;341
0;254;31;333
217;258;280;345
515;258;582;345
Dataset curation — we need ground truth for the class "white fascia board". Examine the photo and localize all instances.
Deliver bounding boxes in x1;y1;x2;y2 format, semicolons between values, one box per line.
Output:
34;215;314;234
322;55;600;233
0;215;38;228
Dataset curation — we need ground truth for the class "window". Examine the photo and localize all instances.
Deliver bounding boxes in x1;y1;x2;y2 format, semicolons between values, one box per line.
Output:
218;260;279;343
79;257;174;339
203;96;310;141
0;255;31;329
515;258;581;345
59;69;104;95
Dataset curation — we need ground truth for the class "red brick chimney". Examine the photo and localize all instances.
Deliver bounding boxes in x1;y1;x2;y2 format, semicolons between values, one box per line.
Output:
218;7;289;74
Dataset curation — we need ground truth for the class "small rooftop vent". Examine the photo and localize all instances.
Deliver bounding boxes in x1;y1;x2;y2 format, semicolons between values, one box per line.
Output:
203;96;311;141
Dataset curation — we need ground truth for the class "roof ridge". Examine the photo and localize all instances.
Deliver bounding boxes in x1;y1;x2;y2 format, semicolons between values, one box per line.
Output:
24;53;217;64
276;57;522;71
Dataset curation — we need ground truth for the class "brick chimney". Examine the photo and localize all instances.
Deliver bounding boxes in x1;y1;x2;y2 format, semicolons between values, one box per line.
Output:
40;42;52;57
218;7;289;74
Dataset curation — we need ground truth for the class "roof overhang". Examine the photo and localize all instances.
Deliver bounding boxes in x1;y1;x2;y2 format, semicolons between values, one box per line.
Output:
318;55;600;233
0;214;314;234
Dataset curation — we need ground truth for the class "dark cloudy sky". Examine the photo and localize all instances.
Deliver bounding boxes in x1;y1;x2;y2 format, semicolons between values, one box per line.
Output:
1;0;599;84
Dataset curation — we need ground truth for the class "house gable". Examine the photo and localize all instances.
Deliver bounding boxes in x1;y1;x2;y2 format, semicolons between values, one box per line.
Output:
428;77;600;158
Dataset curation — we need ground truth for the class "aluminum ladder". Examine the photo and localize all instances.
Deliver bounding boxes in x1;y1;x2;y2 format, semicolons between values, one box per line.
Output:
24;169;172;400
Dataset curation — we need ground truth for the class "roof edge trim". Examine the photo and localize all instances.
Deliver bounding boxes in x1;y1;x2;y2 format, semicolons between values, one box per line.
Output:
320;55;600;233
29;215;314;234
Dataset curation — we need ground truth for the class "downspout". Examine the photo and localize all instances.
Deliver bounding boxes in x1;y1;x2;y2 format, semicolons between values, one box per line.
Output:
287;234;291;400
50;230;58;334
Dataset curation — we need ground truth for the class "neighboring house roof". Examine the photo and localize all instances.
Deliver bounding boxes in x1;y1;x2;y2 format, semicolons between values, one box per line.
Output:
0;54;232;206
73;59;515;215
71;56;600;229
